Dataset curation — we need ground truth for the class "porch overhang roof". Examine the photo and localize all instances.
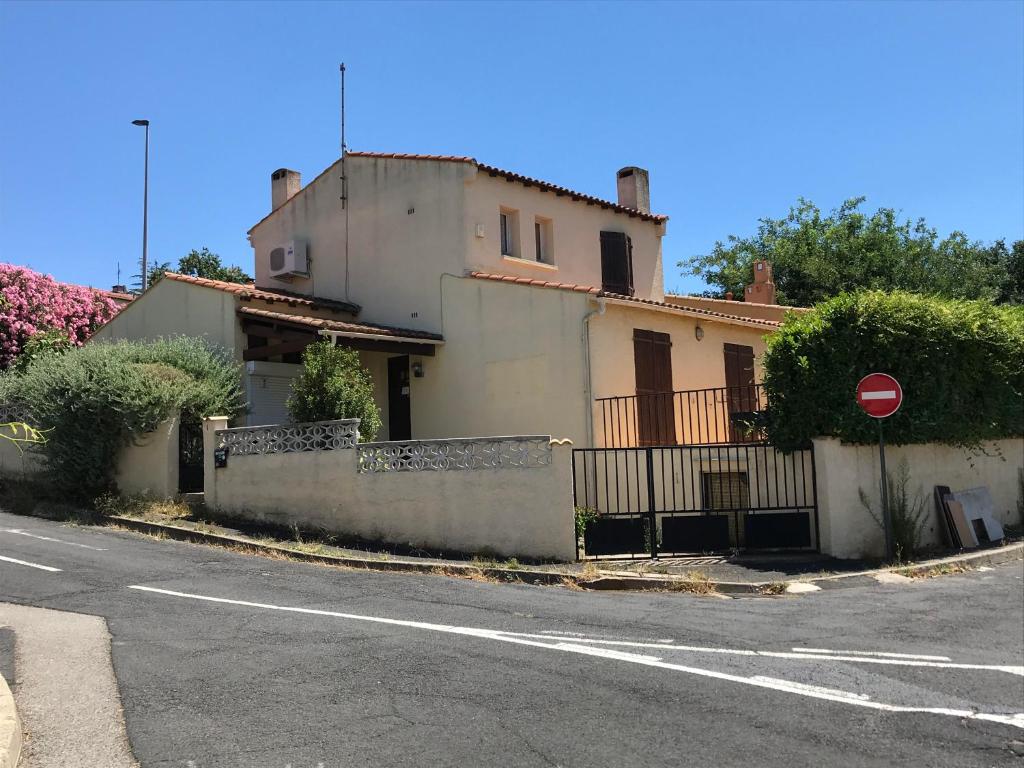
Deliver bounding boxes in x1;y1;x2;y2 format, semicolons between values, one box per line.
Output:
237;306;443;357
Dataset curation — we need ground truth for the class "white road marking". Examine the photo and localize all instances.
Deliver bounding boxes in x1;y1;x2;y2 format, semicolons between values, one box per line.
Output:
1;528;107;551
751;676;871;701
128;585;1024;729
861;390;897;401
487;632;1021;675
791;648;951;661
0;554;62;572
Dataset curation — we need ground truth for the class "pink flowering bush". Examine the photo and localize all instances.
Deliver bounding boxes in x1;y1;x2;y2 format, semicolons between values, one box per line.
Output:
0;263;120;370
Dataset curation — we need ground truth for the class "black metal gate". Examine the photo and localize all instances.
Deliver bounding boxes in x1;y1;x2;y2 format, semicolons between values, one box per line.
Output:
178;419;204;493
572;443;818;559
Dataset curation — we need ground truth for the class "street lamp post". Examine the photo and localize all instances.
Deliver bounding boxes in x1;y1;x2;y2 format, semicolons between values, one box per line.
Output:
132;119;150;291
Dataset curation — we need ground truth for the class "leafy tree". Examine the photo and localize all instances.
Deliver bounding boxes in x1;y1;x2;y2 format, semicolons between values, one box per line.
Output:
995;239;1024;305
287;341;382;440
681;197;1021;306
139;247;251;290
0;263;119;370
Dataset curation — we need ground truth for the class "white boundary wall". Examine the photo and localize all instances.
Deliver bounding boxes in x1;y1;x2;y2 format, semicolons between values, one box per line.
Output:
1;413;179;499
0;439;43;476
203;417;577;561
814;437;1023;559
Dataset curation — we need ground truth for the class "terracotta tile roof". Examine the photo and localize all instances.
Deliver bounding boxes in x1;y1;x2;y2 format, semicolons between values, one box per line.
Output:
93;288;135;304
467;272;781;329
347;151;668;223
464;272;602;295
347;151;477;164
237;305;443;341
664;294;809;314
162;272;361;314
248;151;668;232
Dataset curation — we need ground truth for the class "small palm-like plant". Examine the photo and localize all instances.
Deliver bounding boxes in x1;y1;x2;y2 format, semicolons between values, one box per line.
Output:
859;459;929;562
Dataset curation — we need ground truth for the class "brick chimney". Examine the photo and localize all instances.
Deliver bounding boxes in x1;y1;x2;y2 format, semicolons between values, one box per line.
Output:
271;168;301;211
745;259;776;304
616;167;650;213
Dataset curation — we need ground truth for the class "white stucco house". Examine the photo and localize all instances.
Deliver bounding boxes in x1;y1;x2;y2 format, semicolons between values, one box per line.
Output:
95;151;788;448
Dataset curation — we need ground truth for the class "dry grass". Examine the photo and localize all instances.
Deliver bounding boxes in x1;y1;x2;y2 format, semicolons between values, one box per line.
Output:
666;570;717;595
899;561;973;579
758;581;788;596
578;561;601;580
94;493;192;522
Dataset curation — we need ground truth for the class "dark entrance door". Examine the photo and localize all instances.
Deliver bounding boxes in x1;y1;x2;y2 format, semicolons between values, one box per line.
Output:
387;355;412;441
633;329;675;446
723;343;756;442
178;418;204;493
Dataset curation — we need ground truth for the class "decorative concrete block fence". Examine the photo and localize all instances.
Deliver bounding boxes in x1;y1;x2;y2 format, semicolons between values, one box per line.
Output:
814;437;1023;559
203;417;577;561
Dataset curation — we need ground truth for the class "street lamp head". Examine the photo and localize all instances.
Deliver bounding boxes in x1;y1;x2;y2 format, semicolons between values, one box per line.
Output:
132;119;149;127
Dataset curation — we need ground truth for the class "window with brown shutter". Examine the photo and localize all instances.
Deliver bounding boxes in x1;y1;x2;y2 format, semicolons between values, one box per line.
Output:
723;343;756;442
600;231;634;296
633;329;675;446
702;471;751;510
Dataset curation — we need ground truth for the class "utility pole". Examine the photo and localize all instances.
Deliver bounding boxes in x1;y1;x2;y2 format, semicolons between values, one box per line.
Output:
132;119;150;290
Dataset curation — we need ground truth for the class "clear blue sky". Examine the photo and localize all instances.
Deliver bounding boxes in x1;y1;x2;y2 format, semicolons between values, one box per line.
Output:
1;0;1021;295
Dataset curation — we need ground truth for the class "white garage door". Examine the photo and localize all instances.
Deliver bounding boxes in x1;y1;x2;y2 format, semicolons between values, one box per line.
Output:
245;362;301;427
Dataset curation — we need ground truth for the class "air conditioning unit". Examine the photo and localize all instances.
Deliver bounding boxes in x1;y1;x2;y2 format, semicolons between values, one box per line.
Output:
268;240;308;280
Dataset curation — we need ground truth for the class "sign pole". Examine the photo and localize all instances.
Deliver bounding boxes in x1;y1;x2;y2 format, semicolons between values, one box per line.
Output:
856;372;903;563
878;420;893;562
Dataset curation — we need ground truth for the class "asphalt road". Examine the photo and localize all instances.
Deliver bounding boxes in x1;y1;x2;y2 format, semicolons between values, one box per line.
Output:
0;509;1022;768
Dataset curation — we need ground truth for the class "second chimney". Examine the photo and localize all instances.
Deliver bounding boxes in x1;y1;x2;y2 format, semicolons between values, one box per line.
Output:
616;166;650;213
271;168;301;211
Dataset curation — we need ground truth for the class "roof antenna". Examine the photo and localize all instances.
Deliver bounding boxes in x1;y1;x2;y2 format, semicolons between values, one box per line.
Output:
340;62;350;302
340;63;347;158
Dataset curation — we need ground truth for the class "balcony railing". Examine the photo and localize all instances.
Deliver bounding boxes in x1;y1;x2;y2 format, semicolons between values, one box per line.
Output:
595;384;766;448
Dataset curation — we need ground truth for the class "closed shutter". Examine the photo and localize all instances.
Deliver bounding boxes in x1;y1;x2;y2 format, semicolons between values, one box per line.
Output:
723;343;757;441
633;329;675;446
702;471;750;511
600;231;634;296
247;374;297;427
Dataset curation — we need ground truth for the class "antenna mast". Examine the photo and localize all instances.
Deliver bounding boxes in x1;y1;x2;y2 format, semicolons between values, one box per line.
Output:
340;63;347;157
340;62;350;300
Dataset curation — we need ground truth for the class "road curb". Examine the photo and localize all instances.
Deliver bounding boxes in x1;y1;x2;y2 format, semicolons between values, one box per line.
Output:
0;671;21;768
106;515;1023;595
107;517;574;587
803;540;1024;589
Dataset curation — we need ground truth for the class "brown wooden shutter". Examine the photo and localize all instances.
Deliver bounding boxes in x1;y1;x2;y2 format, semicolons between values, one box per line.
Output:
723;343;756;441
633;329;675;446
600;231;634;296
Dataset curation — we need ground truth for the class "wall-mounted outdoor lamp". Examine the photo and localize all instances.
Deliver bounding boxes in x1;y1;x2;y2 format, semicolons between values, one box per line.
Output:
411;361;424;378
694;325;705;341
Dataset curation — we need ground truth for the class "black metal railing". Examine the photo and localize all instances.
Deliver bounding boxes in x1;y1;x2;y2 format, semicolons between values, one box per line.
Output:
572;442;818;559
596;384;766;448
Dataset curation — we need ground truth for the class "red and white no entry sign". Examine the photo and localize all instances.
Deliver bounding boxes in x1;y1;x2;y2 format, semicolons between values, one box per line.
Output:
856;373;903;419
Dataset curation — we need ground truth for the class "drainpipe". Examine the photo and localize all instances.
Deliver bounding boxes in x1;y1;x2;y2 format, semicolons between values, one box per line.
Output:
582;296;606;449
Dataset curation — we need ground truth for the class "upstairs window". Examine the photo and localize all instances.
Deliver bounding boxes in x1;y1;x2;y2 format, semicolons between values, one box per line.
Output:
600;231;634;296
534;217;553;264
499;209;519;257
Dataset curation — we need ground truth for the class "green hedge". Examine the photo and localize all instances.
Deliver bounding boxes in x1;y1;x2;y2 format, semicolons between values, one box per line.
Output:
762;291;1024;451
1;337;245;500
